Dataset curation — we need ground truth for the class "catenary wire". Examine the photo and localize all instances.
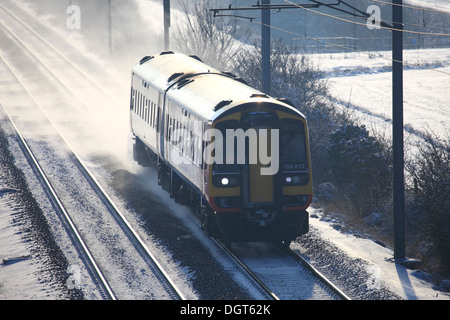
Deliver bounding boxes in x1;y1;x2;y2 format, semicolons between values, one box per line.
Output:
232;15;450;76
282;0;450;37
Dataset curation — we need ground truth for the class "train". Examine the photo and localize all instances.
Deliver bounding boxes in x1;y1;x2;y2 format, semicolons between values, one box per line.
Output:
130;51;312;246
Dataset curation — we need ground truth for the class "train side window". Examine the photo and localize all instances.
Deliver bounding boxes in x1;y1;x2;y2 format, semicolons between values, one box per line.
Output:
167;117;172;142
144;100;147;122
153;102;156;126
137;92;140;116
213;120;240;172
190;130;194;161
166;114;170;141
136;92;139;115
150;101;153;126
153;104;157;128
139;93;142;117
142;96;145;119
212;120;241;187
130;88;135;111
156;106;160;132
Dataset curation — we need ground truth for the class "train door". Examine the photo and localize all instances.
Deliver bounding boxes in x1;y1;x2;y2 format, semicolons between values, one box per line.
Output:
248;129;275;203
157;92;164;158
241;112;280;208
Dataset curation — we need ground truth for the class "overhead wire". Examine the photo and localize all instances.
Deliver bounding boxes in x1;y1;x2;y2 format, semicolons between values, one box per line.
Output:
282;0;450;37
282;4;450;34
230;14;450;76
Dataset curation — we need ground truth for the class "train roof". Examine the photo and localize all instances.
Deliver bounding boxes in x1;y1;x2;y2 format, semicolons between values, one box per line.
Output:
132;52;306;122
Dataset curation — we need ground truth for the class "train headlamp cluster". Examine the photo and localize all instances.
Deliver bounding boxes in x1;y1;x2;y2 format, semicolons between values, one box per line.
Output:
285;176;301;184
282;172;308;186
213;173;240;188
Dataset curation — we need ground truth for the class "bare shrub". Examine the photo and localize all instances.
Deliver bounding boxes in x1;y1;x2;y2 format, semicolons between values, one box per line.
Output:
407;132;450;274
172;0;248;70
327;123;392;216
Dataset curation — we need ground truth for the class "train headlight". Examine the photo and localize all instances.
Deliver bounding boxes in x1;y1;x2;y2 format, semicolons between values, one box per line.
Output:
282;172;309;186
212;173;240;187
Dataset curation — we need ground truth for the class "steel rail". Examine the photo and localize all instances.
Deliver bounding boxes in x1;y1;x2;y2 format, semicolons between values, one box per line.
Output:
217;239;351;300
0;96;116;300
215;239;280;300
0;2;347;301
0;51;186;300
280;245;351;300
0;2;121;107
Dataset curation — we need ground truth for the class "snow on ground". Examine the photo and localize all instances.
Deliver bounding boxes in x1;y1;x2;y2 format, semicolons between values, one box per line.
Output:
1;0;449;300
295;208;450;300
406;0;450;13
312;48;450;141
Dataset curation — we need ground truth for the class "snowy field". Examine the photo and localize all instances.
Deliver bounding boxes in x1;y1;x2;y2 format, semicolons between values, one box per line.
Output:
1;0;449;301
297;208;450;300
407;0;450;12
313;48;450;141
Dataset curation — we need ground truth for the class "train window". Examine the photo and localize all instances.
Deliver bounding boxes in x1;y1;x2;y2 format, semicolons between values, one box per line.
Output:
280;119;307;166
181;121;186;153
156;106;160;132
168;117;173;142
141;95;144;119
213;120;240;173
190;131;194;160
166;114;170;141
241;111;278;129
151;102;154;126
211;121;241;188
280;119;309;185
130;88;135;111
137;92;140;116
139;93;142;117
135;92;138;114
134;92;137;113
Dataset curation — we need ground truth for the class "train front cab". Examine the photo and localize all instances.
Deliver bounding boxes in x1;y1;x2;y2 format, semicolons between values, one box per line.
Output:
206;102;312;244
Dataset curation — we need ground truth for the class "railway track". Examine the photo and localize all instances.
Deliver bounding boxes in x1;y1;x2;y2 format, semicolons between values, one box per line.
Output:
0;7;187;298
217;240;350;300
0;1;121;110
0;1;352;301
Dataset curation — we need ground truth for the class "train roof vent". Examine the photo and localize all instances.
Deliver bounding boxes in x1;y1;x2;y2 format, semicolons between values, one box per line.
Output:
168;72;184;82
139;55;154;64
160;51;175;55
221;71;248;85
250;93;269;99
189;55;203;62
277;98;295;107
222;71;237;78
177;78;194;89
214;100;232;111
